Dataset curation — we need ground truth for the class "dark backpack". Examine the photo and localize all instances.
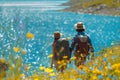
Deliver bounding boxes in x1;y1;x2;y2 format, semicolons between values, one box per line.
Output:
75;35;89;55
53;39;71;61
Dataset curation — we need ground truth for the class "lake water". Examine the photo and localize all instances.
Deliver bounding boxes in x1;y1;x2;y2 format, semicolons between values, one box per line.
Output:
0;0;120;72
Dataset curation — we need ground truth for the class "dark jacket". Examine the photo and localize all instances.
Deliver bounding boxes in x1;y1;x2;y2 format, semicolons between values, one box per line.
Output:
70;32;94;54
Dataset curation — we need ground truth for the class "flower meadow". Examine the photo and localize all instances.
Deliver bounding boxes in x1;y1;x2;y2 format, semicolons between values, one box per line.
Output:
0;0;120;79
0;26;120;80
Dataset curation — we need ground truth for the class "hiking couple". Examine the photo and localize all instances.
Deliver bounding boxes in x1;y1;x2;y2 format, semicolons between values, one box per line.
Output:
51;22;94;72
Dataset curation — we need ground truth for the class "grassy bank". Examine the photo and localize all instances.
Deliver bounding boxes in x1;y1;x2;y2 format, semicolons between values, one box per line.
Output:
0;44;120;80
62;0;120;16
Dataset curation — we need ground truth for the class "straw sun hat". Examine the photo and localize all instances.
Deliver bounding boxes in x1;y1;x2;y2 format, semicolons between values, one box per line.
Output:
74;22;85;30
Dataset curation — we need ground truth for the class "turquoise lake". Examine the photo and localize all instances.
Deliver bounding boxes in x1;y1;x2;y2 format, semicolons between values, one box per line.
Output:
0;0;120;72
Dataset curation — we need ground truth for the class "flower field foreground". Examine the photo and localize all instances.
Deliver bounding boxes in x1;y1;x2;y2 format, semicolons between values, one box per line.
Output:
0;44;120;80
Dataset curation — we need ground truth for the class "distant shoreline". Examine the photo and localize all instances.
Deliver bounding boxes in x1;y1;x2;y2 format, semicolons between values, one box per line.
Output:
61;0;120;16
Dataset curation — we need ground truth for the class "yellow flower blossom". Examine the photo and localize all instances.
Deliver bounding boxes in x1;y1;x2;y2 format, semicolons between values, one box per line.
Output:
9;65;14;71
34;78;39;80
83;66;90;72
57;61;61;64
115;69;120;74
32;74;39;80
104;54;107;57
92;75;98;80
39;66;45;71
45;68;53;73
63;56;68;59
13;47;20;52
106;78;111;80
20;73;25;77
92;68;102;75
70;57;76;61
78;65;84;69
61;60;65;63
63;63;67;66
112;63;120;70
21;49;27;55
49;72;55;76
109;50;113;54
26;32;34;39
80;54;84;57
48;54;53;58
0;58;5;63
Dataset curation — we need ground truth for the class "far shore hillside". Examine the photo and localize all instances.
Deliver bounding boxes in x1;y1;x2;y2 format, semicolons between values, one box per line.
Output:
62;0;120;16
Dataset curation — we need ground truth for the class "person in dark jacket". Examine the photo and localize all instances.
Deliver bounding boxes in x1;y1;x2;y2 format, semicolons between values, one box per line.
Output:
70;22;94;67
51;31;70;72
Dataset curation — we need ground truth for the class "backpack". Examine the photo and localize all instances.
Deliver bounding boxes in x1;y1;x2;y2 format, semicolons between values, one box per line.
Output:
75;35;90;56
53;39;71;61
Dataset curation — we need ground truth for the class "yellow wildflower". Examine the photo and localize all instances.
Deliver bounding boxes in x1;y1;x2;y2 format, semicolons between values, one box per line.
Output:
70;57;76;61
13;47;20;52
63;56;68;59
92;75;98;80
21;49;27;55
32;74;39;80
83;66;90;72
109;50;113;54
63;63;67;66
26;32;34;39
112;63;119;70
48;54;53;58
104;54;107;57
39;66;45;71
0;58;5;63
106;78;111;80
34;78;39;80
61;60;65;63
115;69;120;75
105;66;108;71
9;65;14;71
49;72;55;76
92;68;102;75
78;65;84;69
20;73;25;77
45;68;53;73
57;61;61;64
80;54;84;57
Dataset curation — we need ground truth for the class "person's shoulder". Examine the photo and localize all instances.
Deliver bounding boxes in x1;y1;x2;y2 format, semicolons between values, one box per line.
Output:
84;33;91;39
84;33;89;36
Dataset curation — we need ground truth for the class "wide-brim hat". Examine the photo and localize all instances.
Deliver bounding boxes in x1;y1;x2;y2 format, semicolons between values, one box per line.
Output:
54;31;60;38
74;22;85;30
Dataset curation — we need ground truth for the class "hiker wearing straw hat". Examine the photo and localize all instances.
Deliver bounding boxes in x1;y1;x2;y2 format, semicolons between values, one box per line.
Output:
70;22;94;67
51;31;71;72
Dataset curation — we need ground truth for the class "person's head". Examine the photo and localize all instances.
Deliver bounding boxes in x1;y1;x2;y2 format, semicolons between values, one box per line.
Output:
54;31;60;40
74;22;85;32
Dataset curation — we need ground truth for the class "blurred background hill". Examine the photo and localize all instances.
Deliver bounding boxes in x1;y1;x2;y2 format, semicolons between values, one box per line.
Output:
62;0;120;16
